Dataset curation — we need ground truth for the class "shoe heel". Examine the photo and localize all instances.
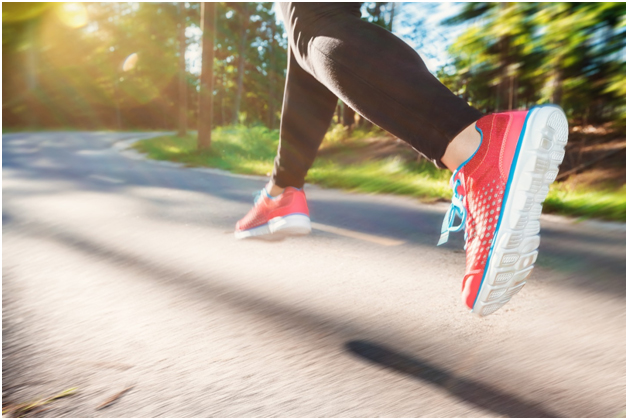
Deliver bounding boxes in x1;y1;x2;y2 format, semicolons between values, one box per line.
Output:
269;214;312;237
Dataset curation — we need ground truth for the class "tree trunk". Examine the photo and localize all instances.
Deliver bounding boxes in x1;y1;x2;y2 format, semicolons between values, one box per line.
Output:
177;2;188;137
551;65;563;106
342;102;355;128
267;22;276;128
498;37;510;111
221;73;226;125
358;114;373;129
216;70;223;126
513;75;518;109
233;10;249;125
508;74;514;110
114;79;122;130
198;2;215;150
25;19;39;128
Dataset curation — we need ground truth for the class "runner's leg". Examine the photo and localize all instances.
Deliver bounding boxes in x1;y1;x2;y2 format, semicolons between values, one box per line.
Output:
271;48;338;189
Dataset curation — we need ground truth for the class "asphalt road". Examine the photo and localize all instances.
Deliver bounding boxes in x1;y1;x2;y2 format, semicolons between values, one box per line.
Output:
3;132;626;417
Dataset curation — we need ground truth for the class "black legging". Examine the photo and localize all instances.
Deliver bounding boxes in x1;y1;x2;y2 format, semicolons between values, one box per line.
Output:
272;2;484;189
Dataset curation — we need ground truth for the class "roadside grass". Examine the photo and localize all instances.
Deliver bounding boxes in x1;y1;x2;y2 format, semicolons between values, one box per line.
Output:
132;126;626;222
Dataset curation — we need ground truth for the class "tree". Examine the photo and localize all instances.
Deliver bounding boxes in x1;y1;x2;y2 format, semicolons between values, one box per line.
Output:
177;2;188;136
440;2;625;124
229;3;253;124
198;2;215;150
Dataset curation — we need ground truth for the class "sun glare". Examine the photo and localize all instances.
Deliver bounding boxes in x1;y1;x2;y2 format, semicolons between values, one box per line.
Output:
55;3;88;28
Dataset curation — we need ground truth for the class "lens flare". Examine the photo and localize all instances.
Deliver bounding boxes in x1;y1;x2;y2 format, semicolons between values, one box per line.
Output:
123;53;139;71
55;3;88;28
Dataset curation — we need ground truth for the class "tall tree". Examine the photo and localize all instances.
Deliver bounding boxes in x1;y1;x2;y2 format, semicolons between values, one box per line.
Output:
231;3;252;124
2;2;287;131
441;2;625;123
198;2;215;150
177;2;187;136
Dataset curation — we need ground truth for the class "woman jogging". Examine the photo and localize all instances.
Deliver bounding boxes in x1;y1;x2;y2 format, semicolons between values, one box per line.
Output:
234;3;569;317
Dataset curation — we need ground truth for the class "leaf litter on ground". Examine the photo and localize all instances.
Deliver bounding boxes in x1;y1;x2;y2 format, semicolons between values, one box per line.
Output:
96;386;134;410
2;387;77;418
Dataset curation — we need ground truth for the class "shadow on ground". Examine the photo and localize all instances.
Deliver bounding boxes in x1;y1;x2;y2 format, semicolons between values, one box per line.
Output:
346;340;560;418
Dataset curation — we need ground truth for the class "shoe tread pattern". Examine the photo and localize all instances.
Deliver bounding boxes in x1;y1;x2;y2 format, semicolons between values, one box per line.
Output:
476;107;568;317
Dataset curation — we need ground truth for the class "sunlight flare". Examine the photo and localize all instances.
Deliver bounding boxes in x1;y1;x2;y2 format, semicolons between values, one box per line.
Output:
123;53;139;72
55;3;88;28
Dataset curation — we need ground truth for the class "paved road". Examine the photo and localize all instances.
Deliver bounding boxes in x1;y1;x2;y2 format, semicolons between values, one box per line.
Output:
3;132;625;417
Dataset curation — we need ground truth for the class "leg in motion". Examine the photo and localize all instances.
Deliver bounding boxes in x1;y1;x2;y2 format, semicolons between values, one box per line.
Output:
270;49;339;192
281;2;483;167
234;45;337;240
235;3;569;318
277;3;569;316
236;2;484;241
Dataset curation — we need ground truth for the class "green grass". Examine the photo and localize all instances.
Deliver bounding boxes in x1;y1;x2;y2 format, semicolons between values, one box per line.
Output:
307;158;452;202
133;126;278;175
544;183;626;222
133;126;626;222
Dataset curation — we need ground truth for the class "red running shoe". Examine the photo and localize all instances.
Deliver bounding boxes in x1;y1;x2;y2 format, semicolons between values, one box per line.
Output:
438;105;568;316
235;186;312;240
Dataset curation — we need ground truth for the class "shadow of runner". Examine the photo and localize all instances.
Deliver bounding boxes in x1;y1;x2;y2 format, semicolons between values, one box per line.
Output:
346;340;559;418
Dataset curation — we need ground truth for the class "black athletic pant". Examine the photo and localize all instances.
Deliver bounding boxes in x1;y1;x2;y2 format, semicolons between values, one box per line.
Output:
272;2;484;189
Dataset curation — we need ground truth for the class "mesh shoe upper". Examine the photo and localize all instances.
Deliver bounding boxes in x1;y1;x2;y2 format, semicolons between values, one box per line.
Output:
235;187;309;232
441;111;529;309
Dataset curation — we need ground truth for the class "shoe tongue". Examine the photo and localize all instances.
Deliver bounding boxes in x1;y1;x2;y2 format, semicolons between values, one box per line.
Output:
461;115;496;177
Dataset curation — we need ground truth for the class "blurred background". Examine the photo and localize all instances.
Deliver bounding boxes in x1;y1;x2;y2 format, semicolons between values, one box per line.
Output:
3;3;626;223
2;2;626;221
3;2;626;131
2;2;626;129
2;2;626;217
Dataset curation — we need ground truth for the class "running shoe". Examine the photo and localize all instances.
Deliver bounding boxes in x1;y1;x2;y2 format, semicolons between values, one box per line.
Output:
235;186;312;240
439;105;569;316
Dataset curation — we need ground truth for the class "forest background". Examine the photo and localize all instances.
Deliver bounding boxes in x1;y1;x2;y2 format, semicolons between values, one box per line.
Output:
3;2;626;220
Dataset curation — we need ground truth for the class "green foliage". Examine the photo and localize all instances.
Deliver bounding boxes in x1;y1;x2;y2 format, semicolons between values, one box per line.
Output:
133;126;279;174
321;123;387;146
439;2;626;127
3;2;625;130
322;124;352;145
307;158;452;201
544;184;626;222
3;2;287;130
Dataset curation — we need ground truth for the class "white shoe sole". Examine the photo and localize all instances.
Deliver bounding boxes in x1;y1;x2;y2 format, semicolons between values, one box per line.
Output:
234;214;312;240
472;105;569;317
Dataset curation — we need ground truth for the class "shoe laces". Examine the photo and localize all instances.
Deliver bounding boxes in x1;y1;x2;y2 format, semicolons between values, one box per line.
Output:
253;188;280;205
252;189;267;206
437;169;467;246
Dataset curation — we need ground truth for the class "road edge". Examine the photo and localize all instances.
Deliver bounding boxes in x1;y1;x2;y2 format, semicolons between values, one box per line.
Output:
113;136;626;233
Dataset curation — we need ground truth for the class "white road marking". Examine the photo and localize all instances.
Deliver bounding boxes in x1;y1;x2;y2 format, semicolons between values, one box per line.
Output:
88;174;125;184
311;222;405;246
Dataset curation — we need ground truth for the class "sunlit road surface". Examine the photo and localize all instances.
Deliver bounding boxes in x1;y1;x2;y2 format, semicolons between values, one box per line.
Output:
3;132;625;418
